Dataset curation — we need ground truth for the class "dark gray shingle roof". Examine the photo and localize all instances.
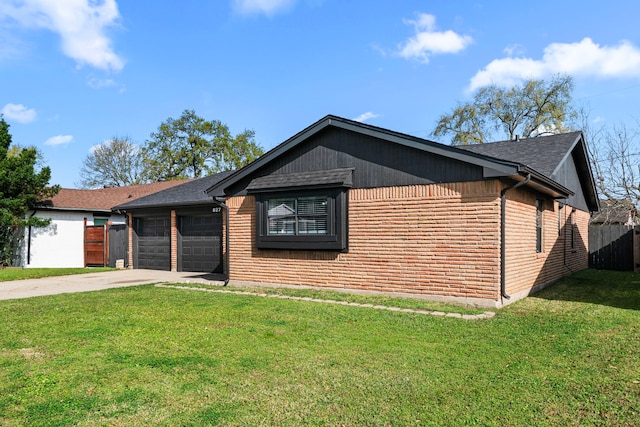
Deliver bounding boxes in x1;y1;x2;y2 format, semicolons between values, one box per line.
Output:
457;132;582;177
246;168;354;192
114;170;234;210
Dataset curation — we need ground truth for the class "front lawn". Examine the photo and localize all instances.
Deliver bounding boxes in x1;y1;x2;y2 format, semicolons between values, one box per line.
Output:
0;269;638;426
0;267;115;282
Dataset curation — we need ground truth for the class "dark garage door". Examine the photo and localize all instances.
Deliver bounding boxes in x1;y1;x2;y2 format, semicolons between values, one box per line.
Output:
180;214;223;273
135;217;171;270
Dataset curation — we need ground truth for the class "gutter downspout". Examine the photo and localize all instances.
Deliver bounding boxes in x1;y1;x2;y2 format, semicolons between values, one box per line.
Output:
500;174;531;301
213;197;230;286
26;209;37;266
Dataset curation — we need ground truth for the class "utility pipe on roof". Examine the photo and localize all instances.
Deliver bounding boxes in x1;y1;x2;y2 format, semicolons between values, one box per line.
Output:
213;197;230;286
500;173;531;301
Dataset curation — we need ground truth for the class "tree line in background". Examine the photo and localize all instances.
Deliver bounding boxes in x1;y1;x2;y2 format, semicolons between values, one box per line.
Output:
78;109;263;188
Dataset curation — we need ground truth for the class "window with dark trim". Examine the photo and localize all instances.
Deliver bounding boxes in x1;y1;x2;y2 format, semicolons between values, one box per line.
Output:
255;188;348;251
536;199;543;253
266;195;329;236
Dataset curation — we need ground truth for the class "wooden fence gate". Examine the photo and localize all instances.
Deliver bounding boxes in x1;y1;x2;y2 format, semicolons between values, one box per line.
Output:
85;225;107;267
108;224;128;268
85;223;129;267
589;224;640;272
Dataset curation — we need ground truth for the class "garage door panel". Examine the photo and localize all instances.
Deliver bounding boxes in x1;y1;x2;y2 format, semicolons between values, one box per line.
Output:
136;217;171;271
180;215;222;273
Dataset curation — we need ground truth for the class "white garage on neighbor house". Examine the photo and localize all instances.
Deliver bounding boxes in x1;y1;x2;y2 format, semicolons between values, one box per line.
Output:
23;181;186;268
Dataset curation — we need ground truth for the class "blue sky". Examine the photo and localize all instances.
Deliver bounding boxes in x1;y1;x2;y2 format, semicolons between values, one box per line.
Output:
2;0;640;188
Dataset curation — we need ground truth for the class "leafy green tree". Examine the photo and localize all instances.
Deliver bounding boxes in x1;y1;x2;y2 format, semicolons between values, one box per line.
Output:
215;128;263;171
433;75;575;145
78;136;145;188
141;110;263;180
0;116;59;265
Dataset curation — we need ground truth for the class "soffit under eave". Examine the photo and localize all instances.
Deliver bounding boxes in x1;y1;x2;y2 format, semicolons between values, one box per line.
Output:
527;179;572;199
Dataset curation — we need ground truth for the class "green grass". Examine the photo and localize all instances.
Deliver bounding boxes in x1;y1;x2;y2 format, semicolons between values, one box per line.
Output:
0;267;116;282
182;282;490;315
0;269;638;426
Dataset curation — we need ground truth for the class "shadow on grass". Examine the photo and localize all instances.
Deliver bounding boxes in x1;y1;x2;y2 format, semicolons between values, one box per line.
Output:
534;268;640;310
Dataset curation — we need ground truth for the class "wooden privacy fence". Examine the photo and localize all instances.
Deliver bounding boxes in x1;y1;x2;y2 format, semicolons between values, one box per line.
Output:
107;224;128;268
85;225;107;267
84;223;128;267
589;224;640;272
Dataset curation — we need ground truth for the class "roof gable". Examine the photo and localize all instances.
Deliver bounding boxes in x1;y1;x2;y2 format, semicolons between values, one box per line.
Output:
206;115;527;197
459;132;599;211
205;115;598;210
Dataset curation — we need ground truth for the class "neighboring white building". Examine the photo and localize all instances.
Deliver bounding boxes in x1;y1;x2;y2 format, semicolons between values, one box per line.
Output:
24;209;127;268
23;182;188;268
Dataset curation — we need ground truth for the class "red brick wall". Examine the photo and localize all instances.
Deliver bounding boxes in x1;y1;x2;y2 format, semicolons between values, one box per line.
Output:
504;188;589;299
225;181;589;305
224;181;589;306
226;181;503;304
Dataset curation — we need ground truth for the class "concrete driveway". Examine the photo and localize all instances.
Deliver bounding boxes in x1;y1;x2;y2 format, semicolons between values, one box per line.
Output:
0;269;226;301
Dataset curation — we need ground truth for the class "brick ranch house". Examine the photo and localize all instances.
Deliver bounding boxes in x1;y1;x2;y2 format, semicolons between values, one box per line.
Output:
197;115;599;308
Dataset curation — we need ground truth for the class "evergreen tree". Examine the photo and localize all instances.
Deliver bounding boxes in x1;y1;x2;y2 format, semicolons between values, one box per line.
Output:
0;116;59;265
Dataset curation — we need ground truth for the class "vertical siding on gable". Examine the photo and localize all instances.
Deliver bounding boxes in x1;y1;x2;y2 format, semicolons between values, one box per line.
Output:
225;127;484;195
226;180;502;306
504;187;589;298
551;152;589;212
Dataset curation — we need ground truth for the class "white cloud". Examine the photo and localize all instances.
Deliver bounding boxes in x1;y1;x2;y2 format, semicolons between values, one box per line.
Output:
87;76;117;89
1;103;37;123
232;0;296;16
352;112;380;123
0;0;124;72
397;13;473;63
45;134;73;146
503;43;525;57
469;38;640;91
